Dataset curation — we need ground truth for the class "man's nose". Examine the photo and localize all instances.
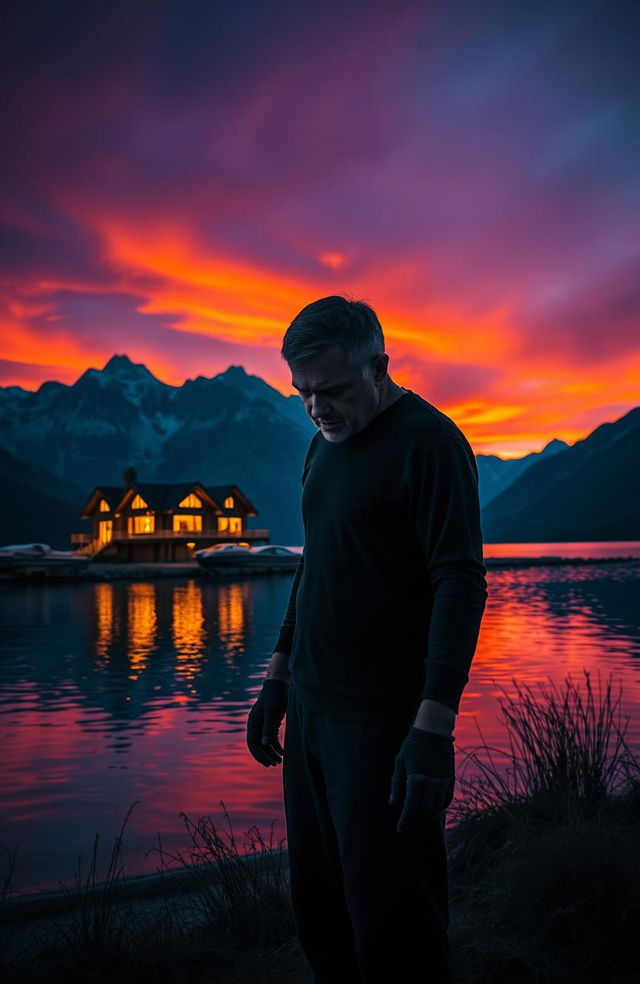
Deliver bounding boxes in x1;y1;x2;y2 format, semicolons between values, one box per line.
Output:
308;395;332;420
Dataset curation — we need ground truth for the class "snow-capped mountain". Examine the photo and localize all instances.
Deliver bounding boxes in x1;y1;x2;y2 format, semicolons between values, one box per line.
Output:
0;355;315;545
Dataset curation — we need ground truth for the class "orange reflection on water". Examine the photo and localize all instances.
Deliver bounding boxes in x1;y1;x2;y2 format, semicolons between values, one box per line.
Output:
127;583;157;676
95;582;115;665
454;566;640;774
469;591;603;693
483;541;640;559
218;582;249;663
172;581;205;681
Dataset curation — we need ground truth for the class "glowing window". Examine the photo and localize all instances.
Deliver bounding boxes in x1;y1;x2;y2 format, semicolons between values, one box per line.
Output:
128;515;155;534
217;517;229;532
99;499;110;513
229;517;242;533
173;514;203;532
131;494;149;510
178;493;202;508
99;520;112;544
224;495;234;508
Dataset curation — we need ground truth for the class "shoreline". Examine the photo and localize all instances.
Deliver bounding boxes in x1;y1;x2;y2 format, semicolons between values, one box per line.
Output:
3;848;289;920
1;553;639;582
5;821;470;917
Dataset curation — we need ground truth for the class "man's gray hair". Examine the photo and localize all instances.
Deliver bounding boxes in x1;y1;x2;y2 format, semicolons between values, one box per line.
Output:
281;294;385;371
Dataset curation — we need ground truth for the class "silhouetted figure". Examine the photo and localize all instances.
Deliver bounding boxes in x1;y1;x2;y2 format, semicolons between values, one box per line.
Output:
247;295;488;983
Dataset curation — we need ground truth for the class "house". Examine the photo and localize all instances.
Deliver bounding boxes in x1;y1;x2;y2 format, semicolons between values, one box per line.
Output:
73;467;269;562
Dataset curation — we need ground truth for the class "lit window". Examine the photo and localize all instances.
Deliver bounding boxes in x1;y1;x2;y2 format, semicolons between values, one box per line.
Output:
99;499;110;512
217;517;229;532
173;514;203;532
178;493;202;508
99;520;113;543
131;493;149;509
229;517;242;534
128;515;155;534
224;495;234;508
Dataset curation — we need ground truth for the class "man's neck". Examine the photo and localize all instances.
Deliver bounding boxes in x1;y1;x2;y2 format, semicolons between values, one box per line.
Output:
376;379;407;417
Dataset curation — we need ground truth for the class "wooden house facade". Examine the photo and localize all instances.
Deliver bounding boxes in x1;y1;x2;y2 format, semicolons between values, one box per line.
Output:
75;467;269;562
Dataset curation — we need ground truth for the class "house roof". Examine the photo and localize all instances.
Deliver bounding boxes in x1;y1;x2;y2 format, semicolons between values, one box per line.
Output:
81;481;258;516
127;482;210;511
206;484;258;516
97;487;124;510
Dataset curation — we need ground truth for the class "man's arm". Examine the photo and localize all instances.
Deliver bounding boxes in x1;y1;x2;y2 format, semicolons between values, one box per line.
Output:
265;553;304;683
408;434;488;734
413;697;457;736
264;433;317;685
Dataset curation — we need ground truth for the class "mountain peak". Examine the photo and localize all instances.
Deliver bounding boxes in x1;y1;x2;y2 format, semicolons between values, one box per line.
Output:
73;354;163;401
542;438;569;453
102;354;155;378
218;365;248;380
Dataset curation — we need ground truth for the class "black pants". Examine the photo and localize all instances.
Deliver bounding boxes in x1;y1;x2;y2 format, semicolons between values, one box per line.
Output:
282;683;452;984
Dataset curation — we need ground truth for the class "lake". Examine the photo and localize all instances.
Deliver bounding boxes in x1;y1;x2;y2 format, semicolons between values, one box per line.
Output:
1;542;640;895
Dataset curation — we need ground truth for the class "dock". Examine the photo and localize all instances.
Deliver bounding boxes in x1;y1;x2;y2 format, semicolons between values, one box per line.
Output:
0;561;298;582
1;555;639;583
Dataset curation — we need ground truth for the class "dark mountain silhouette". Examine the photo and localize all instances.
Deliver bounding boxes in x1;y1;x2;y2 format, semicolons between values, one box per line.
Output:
0;444;90;549
475;438;569;507
1;355;637;547
481;407;640;542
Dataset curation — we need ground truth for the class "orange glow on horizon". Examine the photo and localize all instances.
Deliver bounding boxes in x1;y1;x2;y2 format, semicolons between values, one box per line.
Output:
2;210;639;457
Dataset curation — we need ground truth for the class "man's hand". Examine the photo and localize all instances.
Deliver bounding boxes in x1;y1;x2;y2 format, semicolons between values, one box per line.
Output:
388;727;455;834
246;678;289;767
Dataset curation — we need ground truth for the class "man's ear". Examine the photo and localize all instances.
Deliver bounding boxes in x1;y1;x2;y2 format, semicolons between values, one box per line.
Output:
372;352;389;384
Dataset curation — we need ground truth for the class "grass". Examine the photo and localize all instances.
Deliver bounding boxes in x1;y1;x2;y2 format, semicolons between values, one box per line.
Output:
0;801;307;984
1;669;639;983
446;669;640;984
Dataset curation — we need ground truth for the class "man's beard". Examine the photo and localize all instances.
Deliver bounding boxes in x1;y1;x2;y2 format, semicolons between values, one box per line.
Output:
319;422;351;442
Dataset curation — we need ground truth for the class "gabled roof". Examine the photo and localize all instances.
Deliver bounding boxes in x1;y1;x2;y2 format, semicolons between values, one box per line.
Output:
81;486;127;516
98;487;124;509
128;483;203;511
81;480;258;517
206;484;258;516
118;482;220;513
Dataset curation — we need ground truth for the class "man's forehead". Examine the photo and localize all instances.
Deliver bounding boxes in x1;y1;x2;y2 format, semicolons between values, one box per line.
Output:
290;347;360;388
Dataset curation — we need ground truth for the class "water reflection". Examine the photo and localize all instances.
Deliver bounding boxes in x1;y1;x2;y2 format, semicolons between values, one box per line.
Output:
218;582;250;663
95;582;114;664
128;583;157;677
172;582;204;683
1;557;639;895
91;580;252;687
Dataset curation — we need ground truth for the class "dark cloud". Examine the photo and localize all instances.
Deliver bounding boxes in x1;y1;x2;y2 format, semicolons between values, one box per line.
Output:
1;0;639;433
517;258;640;365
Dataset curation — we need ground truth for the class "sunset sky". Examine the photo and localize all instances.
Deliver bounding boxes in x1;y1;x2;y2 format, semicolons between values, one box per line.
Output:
2;0;639;456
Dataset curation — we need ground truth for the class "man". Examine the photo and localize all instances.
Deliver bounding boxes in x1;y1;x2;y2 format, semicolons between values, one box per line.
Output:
247;295;488;983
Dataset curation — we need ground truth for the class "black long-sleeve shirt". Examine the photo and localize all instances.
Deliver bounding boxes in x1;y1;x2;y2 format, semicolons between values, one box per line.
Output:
274;389;488;721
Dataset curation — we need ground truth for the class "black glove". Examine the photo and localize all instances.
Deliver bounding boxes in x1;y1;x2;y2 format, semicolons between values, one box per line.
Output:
246;678;289;767
389;727;455;834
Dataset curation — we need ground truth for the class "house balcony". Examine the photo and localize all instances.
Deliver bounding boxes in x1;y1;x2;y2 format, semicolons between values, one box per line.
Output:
108;529;270;541
71;528;271;557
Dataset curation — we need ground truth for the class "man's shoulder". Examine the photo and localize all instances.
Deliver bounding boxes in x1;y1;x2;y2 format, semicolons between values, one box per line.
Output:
400;391;468;448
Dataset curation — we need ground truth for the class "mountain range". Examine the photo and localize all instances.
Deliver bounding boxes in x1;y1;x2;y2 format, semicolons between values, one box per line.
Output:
0;355;637;547
481;405;640;542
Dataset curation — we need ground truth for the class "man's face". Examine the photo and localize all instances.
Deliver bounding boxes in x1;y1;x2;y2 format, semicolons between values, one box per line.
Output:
290;344;385;443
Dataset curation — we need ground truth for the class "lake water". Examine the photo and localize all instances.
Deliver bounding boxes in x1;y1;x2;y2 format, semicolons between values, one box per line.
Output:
1;542;640;895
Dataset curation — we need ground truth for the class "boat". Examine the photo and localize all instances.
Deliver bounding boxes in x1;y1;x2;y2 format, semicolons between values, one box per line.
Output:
0;543;92;578
195;543;301;572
